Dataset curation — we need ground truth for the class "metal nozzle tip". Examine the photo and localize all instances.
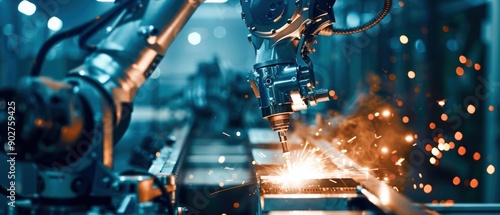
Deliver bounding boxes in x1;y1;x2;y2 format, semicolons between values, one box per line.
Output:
282;151;293;172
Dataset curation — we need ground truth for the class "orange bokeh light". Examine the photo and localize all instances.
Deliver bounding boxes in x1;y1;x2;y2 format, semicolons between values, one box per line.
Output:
453;176;460;185
473;152;481;161
402;116;409;123
455;131;463;141
458;146;466;156
470;179;479;188
456;67;464;76
459;55;466;64
441;113;448;121
423;184;433;193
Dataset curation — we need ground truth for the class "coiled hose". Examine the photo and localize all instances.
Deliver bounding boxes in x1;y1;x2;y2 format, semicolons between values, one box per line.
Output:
321;0;392;35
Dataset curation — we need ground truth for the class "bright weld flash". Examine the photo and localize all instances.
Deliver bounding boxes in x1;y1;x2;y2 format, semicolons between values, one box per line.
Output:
269;141;328;189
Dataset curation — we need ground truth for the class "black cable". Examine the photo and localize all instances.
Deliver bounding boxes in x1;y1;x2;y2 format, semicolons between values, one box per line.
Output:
78;0;134;52
30;0;133;76
30;19;96;76
120;170;175;213
326;0;392;35
0;185;28;200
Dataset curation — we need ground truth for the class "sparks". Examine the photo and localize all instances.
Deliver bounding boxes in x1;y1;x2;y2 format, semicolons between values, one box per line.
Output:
347;136;357;143
265;141;330;189
396;158;405;166
437;99;446;107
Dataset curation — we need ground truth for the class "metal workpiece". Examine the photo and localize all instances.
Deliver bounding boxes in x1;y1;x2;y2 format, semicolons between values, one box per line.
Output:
307;138;436;215
70;0;203;123
259;176;367;212
248;128;436;214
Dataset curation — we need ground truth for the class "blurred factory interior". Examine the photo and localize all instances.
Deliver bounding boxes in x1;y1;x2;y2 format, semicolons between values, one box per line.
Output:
0;0;499;214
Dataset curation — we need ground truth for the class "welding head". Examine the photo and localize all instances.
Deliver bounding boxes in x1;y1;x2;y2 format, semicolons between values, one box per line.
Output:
243;0;334;132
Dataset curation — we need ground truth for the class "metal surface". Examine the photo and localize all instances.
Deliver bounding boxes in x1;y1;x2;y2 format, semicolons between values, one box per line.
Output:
248;128;435;214
306;137;434;215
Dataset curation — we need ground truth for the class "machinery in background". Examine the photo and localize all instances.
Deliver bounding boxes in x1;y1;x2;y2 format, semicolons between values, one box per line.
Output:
0;0;407;214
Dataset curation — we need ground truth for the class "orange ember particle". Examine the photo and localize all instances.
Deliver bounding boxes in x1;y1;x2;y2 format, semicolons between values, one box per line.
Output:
455;131;463;141
423;184;432;193
233;202;240;208
429;157;436;164
489;106;495;111
432;200;438;204
429;122;436;130
399;35;409;44
397;100;404;107
398;1;405;7
442;26;449;32
473;152;481;161
414;86;420;93
436;152;442;159
441;113;448;121
467;104;476;114
432;148;440;156
368;113;375;120
389;174;396;181
458;146;466;156
425;144;432;152
456;67;464;76
449;141;455;149
470;179;478;188
391;155;399;162
389;74;396;80
453;176;460;185
408;71;416;79
244;94;249;99
466;59;473;67
487;165;495;174
329;90;336;97
459;55;467;64
402;116;409;123
419;183;424;188
474;63;481;71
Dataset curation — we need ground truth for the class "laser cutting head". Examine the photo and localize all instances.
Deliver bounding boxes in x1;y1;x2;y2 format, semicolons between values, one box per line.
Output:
243;0;334;150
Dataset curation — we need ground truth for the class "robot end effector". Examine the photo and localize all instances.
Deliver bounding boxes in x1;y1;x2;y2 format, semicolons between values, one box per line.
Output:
243;0;336;156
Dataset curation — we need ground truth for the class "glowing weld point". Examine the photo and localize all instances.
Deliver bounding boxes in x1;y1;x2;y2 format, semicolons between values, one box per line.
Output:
381;147;389;153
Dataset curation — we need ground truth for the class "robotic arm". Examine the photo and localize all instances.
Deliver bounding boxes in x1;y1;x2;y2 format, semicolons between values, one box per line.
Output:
1;0;390;213
1;0;203;165
242;0;335;167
